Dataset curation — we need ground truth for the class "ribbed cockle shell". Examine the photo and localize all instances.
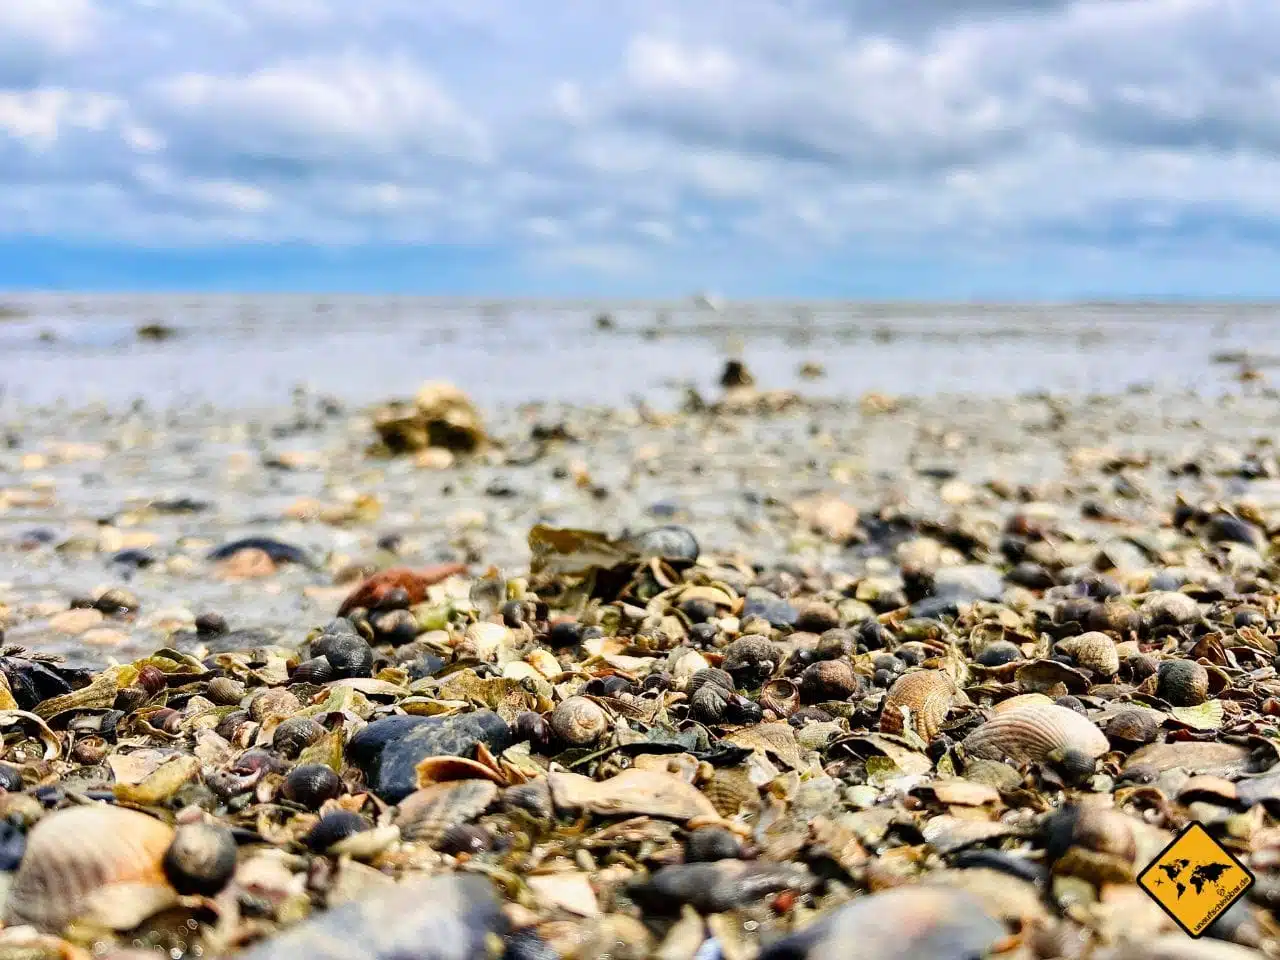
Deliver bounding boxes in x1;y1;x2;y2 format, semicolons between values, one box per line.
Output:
880;670;955;741
962;703;1108;767
5;805;175;932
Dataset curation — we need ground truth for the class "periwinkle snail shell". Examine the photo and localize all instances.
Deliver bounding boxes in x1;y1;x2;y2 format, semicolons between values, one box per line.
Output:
549;697;608;747
282;763;344;809
304;811;371;852
1156;659;1209;707
798;660;860;704
272;717;327;758
163;822;238;896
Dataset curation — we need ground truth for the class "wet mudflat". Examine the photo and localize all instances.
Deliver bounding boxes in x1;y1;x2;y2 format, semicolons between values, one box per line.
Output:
0;302;1279;958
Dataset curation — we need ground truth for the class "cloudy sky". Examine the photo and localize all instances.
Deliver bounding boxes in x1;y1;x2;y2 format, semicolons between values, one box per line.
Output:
1;0;1277;296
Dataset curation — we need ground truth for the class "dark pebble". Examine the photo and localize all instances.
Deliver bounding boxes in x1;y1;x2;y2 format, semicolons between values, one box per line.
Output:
348;712;512;803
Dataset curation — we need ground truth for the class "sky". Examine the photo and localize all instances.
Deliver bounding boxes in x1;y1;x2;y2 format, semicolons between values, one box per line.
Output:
1;0;1278;297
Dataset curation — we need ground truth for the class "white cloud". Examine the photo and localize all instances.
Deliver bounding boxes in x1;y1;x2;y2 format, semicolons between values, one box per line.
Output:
0;0;1279;289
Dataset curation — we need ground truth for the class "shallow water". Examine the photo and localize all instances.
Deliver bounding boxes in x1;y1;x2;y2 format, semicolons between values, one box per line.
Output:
1;296;1276;409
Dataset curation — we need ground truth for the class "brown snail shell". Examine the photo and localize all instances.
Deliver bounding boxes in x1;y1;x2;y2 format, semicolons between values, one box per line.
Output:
5;805;175;932
163;822;237;896
272;716;326;758
760;678;801;719
962;703;1108;769
1156;659;1209;706
880;670;955;741
550;696;608;748
1104;708;1162;748
206;676;245;706
799;659;860;703
690;682;733;724
1054;632;1120;678
249;688;301;722
395;779;499;844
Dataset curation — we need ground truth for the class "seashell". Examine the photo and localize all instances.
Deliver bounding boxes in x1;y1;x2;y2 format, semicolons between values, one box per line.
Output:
249;688;301;722
514;710;552;749
163;822;238;896
1124;651;1160;683
703;767;760;818
0;763;23;792
799;660;861;704
438;824;493;856
962;703;1108;782
5;805;175;932
630;860;814;915
814;628;857;660
721;635;780;686
282;763;344;809
502;779;554;820
689;681;733;724
207;675;246;705
272;716;327;758
1140;591;1200;628
760;678;801;719
549;696;608;748
415;755;507;787
992;693;1055;715
336;564;468;617
1086;601;1142;635
291;656;335;686
311;631;375;680
1055;631;1120;677
304;811;372;852
1157;659;1209;706
757;886;1006;960
685;825;745;862
794;602;840;634
627;525;700;563
232;873;503;960
1014;659;1091;695
975;640;1024;667
1044;803;1139;885
1123;740;1253;777
879;670;954;741
549;769;718;821
395;779;499;844
1104;708;1162;747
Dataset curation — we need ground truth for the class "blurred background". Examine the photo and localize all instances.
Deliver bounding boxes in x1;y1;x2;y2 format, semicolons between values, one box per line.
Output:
1;0;1278;407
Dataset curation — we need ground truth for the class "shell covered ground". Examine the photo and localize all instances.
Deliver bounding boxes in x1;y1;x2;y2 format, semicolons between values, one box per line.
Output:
0;374;1279;958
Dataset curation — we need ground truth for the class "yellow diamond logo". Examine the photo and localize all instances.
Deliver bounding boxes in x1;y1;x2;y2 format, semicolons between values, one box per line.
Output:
1137;822;1254;938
